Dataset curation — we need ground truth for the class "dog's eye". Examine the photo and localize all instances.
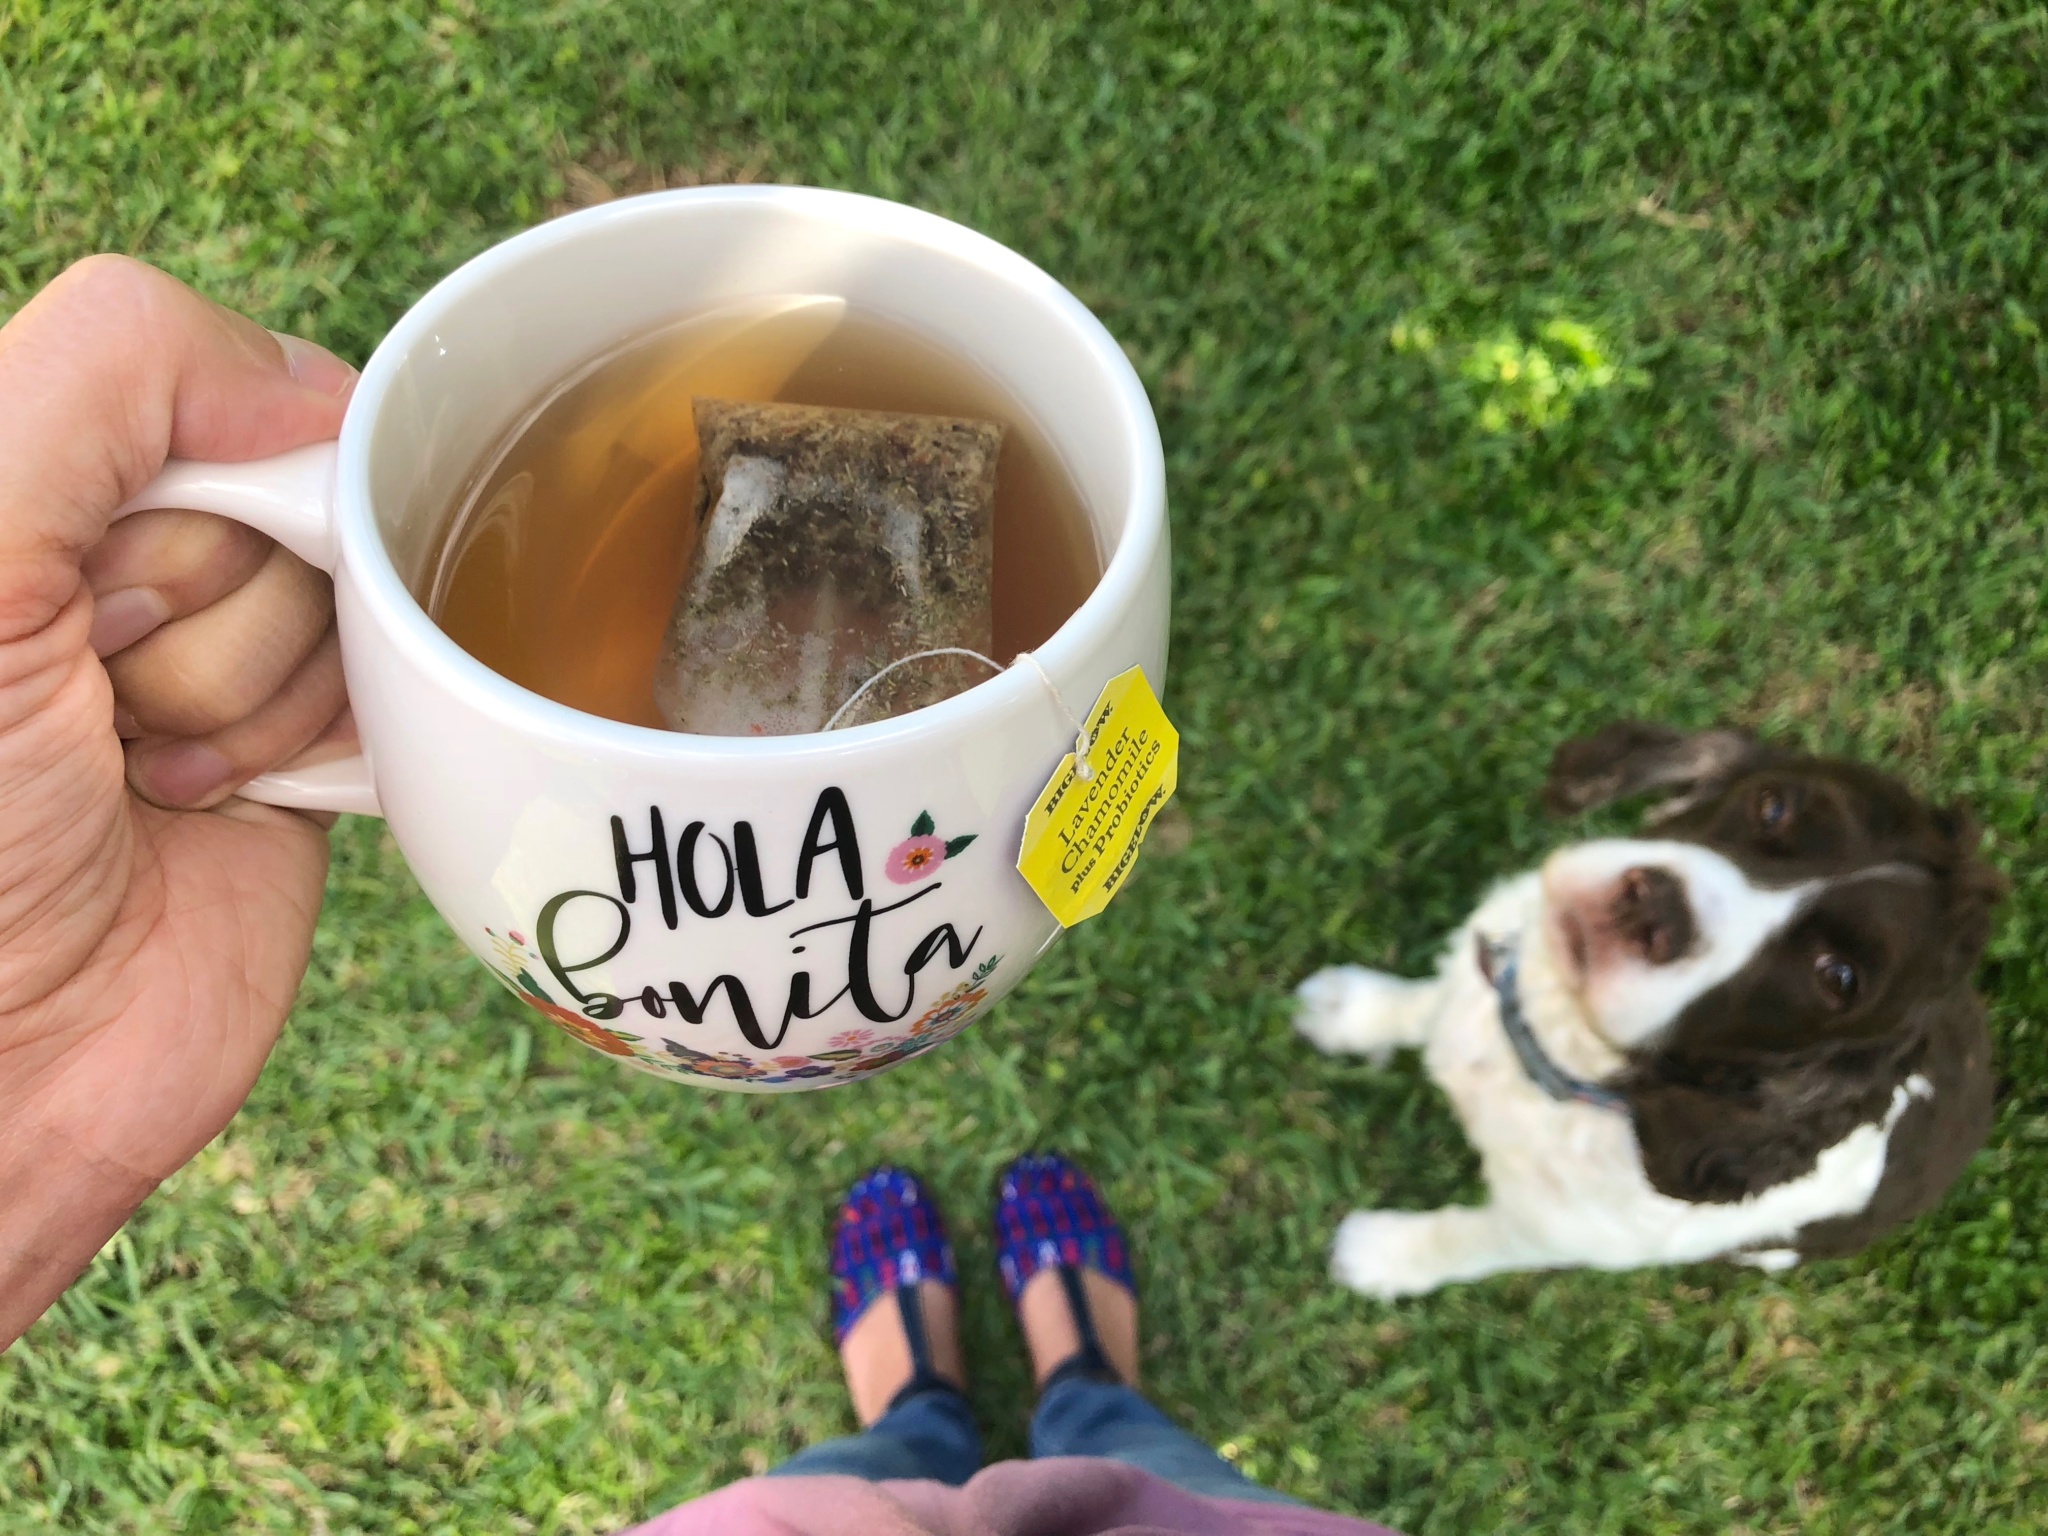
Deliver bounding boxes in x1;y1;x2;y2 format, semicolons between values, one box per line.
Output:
1814;952;1860;1007
1755;786;1791;834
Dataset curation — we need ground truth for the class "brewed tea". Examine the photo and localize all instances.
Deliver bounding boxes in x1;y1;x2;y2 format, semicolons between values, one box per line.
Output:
426;301;1100;729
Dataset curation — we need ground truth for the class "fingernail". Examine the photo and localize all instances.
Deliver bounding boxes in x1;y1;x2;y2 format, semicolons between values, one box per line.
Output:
140;741;234;807
90;586;171;657
270;331;359;397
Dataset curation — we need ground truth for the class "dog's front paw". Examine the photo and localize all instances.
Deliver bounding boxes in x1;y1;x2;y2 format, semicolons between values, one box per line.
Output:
1293;966;1414;1061
1732;1247;1801;1274
1329;1211;1453;1300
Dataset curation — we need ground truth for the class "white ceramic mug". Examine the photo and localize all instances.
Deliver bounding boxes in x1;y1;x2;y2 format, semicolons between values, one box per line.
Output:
119;187;1169;1091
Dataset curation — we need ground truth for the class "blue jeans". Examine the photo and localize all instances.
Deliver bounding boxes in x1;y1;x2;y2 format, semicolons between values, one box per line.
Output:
768;1377;1299;1505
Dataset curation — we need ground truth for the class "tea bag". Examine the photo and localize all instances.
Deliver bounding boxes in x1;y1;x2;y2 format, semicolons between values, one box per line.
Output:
655;398;1001;735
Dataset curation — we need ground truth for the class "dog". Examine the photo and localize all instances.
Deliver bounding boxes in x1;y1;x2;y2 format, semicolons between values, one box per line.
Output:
1293;722;2002;1298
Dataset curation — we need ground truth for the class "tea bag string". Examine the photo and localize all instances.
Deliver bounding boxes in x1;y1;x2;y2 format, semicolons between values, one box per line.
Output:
823;647;1097;781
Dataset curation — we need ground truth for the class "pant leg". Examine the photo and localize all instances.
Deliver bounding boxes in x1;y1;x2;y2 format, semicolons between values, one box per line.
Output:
768;1384;983;1486
1028;1375;1303;1506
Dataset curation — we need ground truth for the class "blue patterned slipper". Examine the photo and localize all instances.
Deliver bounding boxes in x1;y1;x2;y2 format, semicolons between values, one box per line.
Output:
830;1167;960;1409
993;1153;1134;1387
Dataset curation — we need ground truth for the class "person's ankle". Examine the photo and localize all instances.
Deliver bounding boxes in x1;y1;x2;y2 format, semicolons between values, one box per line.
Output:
840;1280;965;1426
1017;1268;1140;1389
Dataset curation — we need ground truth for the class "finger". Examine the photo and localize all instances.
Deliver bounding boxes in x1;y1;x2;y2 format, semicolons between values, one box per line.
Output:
214;708;356;832
83;508;274;657
127;630;347;810
0;255;355;653
105;542;333;738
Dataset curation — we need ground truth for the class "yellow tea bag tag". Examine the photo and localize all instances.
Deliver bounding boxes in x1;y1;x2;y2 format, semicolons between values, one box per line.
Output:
1016;665;1179;927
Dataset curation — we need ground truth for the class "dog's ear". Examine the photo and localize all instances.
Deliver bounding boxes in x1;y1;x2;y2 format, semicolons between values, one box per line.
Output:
1623;1033;1922;1208
1651;993;1996;1260
1543;722;1773;821
1930;804;2007;983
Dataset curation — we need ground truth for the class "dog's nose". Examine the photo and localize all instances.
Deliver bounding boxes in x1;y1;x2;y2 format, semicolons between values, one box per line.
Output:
1611;866;1695;965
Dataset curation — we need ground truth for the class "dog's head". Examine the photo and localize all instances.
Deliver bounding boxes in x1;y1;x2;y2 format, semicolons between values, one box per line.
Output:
1536;723;2002;1214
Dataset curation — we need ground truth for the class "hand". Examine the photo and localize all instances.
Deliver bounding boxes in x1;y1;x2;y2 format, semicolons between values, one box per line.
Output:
0;257;356;1346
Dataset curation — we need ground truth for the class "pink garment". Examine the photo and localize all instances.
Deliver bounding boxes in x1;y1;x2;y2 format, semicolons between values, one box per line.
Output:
622;1459;1400;1536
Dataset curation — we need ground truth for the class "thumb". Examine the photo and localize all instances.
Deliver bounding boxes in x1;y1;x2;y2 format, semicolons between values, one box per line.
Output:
0;256;356;649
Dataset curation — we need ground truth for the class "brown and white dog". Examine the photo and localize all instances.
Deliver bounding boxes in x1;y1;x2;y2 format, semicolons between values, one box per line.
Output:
1294;723;2003;1298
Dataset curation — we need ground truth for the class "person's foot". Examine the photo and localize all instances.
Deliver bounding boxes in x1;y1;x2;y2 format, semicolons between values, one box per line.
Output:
830;1168;966;1426
993;1153;1141;1389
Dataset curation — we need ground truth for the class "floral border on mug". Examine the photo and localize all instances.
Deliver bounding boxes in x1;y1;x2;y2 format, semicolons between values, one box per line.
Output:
481;932;1003;1085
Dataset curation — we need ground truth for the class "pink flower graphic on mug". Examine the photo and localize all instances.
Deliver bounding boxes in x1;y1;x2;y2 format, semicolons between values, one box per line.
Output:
886;836;947;883
884;811;978;885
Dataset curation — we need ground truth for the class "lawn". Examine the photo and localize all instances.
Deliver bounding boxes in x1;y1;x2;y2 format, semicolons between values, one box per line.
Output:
4;0;2047;1531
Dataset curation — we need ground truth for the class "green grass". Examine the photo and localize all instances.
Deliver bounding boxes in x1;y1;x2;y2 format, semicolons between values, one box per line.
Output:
5;0;2048;1530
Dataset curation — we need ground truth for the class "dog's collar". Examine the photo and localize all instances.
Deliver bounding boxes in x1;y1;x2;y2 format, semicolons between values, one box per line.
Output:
1476;935;1629;1113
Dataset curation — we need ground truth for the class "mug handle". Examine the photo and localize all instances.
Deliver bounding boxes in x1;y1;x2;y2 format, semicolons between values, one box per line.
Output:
114;442;382;817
